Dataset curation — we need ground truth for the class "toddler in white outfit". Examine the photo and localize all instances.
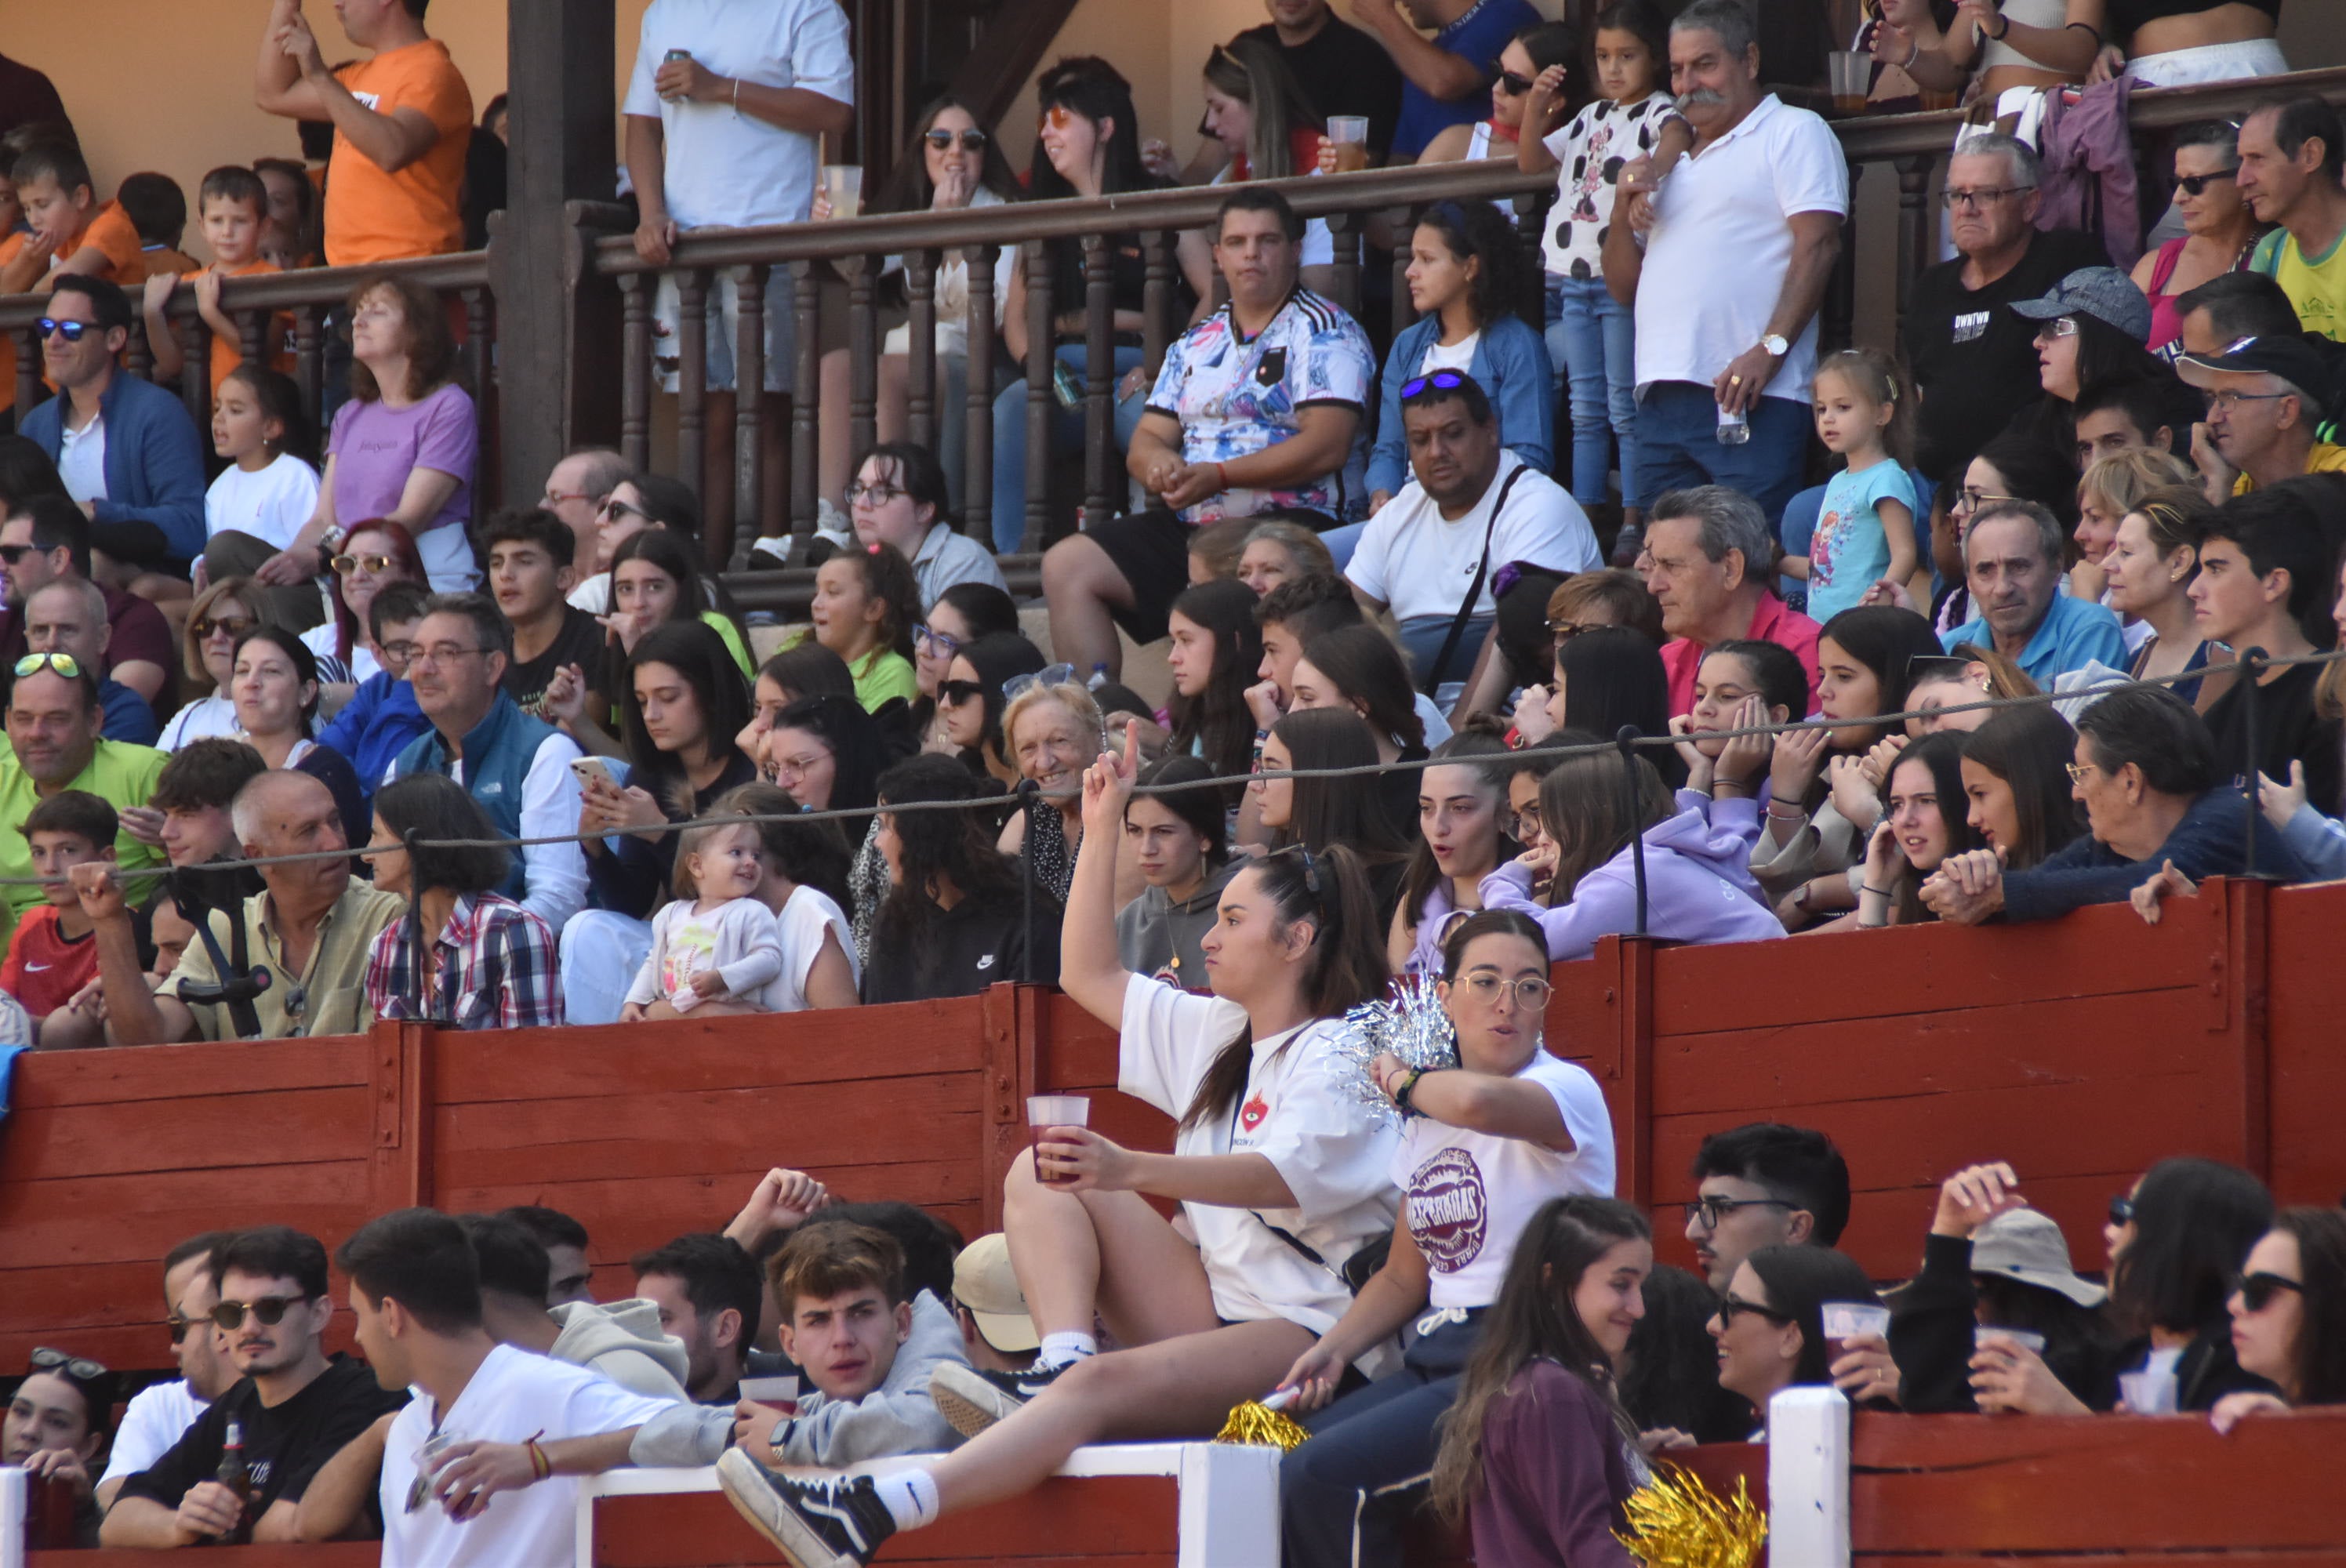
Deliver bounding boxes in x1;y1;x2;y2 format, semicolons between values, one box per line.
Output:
622;821;784;1019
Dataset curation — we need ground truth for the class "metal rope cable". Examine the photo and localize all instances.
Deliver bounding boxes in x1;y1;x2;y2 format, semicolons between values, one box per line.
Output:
13;644;2341;889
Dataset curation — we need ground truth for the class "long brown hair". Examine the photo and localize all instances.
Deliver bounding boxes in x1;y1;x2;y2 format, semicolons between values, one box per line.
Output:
1177;844;1389;1133
1430;1195;1651;1524
1536;742;1675;905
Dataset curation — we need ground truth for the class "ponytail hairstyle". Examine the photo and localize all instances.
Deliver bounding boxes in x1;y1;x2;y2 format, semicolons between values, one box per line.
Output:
1431;1195;1652;1524
1536;737;1676;905
1176;843;1389;1132
836;541;921;666
1399;724;1520;928
1413;198;1528;332
1167;577;1266;792
1814;347;1916;470
220;364;319;469
1439;908;1549;980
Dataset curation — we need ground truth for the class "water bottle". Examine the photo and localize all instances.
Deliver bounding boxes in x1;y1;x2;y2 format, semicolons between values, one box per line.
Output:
1088;662;1109;691
1715;401;1750;445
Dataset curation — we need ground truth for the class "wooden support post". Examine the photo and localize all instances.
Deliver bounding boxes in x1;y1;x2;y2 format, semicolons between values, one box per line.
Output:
496;0;619;507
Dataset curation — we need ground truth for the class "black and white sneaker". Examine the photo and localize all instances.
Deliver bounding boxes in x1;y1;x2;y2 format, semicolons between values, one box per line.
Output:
928;1358;1071;1438
715;1450;896;1568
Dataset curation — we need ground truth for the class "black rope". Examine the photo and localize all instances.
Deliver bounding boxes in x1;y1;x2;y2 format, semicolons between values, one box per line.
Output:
1616;726;1650;938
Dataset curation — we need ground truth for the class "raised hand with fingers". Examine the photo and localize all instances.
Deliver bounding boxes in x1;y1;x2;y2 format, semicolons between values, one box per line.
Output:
1932;1161;2025;1238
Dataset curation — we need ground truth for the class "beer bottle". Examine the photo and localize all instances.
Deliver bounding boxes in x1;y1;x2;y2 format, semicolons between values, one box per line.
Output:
215;1420;252;1543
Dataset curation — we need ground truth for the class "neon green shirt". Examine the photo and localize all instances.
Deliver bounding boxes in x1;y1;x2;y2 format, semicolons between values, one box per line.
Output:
848;647;919;713
0;739;168;963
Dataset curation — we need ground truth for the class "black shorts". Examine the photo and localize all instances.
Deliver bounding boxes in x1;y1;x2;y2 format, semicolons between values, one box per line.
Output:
1084;507;1192;645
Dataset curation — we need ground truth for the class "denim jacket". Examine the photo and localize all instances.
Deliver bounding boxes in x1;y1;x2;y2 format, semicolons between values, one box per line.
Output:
1367;311;1555;498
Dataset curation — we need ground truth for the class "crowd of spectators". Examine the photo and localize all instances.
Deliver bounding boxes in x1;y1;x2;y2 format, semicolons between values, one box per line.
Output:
3;0;2346;1563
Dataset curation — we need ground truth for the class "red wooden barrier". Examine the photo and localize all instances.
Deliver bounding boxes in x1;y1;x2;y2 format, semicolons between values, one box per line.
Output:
5;880;2343;1375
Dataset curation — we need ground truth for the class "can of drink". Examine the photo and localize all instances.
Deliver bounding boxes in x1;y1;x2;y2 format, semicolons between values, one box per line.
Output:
661;49;693;100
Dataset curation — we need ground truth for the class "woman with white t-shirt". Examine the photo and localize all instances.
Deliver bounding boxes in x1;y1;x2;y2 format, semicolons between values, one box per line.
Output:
1278;909;1615;1568
715;733;1399;1563
716;782;861;1012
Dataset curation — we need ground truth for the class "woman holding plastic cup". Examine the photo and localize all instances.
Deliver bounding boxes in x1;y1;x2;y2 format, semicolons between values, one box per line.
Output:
1706;1245;1881;1439
718;731;1405;1561
1276;910;1616;1568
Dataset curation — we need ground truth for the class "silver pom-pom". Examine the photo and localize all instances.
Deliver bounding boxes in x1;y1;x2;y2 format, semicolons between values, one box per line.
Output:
1328;976;1458;1126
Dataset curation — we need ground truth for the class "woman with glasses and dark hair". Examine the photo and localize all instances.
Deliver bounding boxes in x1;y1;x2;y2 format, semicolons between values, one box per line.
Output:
3;1345;114;1545
911;583;1020;752
2213;1206;2346;1432
841;443;1008;608
935;630;1048;789
814;101;1023;511
1280;909;1614;1568
359;771;562;1029
1709;1243;1881;1438
568;470;703;613
1364;203;1553;515
759;695;895;975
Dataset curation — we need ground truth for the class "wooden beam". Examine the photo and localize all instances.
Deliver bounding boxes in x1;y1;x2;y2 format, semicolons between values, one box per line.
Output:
946;0;1081;132
496;0;620;508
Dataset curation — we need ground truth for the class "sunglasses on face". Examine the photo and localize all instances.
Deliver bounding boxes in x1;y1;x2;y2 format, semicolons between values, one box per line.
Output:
937;678;984;706
1716;1294;1797;1328
924;128;989;152
2175;168;2238;197
192;615;258;642
2034;316;2080;343
1495;69;1533;95
165;1314;202;1345
330;553;398;575
2233;1271;2305;1312
34;318;97;343
0;543;38;564
1041;104;1078;132
600;498;651;524
13;651;80;680
210;1294;314;1330
2108;1194;2136;1227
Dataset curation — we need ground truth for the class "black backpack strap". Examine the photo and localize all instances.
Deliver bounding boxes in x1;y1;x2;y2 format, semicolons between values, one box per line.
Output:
1421;462;1534;696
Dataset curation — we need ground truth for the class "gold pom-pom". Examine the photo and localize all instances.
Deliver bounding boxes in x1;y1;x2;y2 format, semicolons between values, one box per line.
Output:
1615;1465;1767;1568
1211;1393;1311;1451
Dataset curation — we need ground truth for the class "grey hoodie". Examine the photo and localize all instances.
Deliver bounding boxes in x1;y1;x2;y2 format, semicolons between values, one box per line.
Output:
549;1298;693;1403
628;1291;968;1469
1114;857;1240;983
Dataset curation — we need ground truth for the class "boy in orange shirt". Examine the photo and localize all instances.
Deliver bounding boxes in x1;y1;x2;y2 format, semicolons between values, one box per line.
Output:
0;789;118;1028
1;141;146;419
143;167;292;397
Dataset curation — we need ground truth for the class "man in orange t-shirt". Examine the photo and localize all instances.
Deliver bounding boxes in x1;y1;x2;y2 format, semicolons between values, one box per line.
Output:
252;0;472;266
1;143;146;417
142;167;296;398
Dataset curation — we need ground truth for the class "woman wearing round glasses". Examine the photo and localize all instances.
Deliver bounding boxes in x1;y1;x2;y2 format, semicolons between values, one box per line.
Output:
813;101;1023;514
844;444;1007;607
300;517;425;706
1277;909;1615;1568
910;583;1019;754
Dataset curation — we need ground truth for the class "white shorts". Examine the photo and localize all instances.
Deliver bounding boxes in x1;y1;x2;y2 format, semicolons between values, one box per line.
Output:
2123;37;2287;89
653;263;800;396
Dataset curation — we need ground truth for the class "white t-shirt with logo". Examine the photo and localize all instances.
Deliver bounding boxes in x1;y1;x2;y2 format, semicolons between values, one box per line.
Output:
621;0;855;231
98;1380;208;1490
1400;1050;1615;1310
1117;976;1400;1348
1345;452;1602;624
205;454;322;553
378;1344;672;1568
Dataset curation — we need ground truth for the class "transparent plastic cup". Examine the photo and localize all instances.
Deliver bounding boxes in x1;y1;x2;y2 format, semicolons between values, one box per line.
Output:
1821;1301;1891;1367
821;165;864;220
1829;50;1871;115
1027;1094;1091;1187
1974;1327;2047;1356
1327;116;1371;172
740;1374;801;1417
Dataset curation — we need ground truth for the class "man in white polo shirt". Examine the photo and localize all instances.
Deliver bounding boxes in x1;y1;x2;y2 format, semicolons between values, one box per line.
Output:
1603;0;1847;552
1343;370;1600;689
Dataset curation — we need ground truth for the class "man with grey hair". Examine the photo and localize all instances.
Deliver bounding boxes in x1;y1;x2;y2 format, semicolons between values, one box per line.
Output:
387;592;587;937
1639;485;1821;715
2175;334;2346;502
1903;132;2108;484
23;576;160;745
1603;0;1847;543
73;769;403;1043
539;448;632;568
1940;499;2126;684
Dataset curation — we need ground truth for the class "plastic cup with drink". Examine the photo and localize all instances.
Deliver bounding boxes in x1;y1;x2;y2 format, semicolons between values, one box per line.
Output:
1829;51;1872;116
820;165;864;220
1326;117;1371;173
740;1374;801;1417
1973;1326;2048;1357
1821;1301;1893;1370
1027;1094;1091;1187
2118;1367;2180;1415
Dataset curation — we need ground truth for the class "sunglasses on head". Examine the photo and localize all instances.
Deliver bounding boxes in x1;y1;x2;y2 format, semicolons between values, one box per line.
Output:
1399;368;1475;402
31;1346;107;1381
924;128;989;152
13;651;81;680
192;614;258;642
2233;1271;2305;1312
210;1294;314;1330
2175;168;2237;197
35;318;98;343
1002;662;1077;702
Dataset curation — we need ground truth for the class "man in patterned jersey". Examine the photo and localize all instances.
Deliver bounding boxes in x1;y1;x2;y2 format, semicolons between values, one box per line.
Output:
1040;187;1375;677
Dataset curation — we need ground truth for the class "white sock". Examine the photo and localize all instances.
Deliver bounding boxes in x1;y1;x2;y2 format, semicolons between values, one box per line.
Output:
1037;1332;1097;1369
869;1468;939;1531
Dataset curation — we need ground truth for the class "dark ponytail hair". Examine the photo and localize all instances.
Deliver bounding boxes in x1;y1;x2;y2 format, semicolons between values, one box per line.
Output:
1439;909;1548;980
1177;844;1389;1132
1399;726;1520;929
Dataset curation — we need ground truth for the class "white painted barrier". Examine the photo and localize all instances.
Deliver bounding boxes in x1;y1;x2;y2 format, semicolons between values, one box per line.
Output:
574;1440;1285;1568
0;1466;22;1568
1767;1386;1852;1568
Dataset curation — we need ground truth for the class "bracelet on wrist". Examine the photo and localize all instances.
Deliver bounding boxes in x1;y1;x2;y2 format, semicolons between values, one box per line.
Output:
1861;884;1895;898
1766;802;1807;820
1393;1066;1426;1116
1903;38;1923;68
1992;13;2011;38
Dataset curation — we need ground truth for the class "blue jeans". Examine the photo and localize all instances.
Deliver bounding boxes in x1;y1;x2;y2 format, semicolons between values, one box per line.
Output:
1632;380;1811;531
990;343;1146;553
1546;274;1640;507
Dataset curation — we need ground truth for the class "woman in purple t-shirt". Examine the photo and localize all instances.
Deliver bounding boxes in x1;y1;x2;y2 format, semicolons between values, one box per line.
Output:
256;274;478;595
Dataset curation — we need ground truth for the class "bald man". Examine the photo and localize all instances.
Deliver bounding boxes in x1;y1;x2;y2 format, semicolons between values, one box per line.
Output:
71;770;402;1043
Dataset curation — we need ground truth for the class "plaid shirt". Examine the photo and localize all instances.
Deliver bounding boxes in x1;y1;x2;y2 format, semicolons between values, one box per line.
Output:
362;891;563;1030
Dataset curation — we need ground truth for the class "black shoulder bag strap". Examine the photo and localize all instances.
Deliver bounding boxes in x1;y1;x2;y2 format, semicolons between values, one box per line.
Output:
1421;461;1533;697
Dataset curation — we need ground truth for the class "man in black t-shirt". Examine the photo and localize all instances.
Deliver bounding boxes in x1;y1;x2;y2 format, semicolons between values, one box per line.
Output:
1237;0;1405;162
480;509;608;721
103;1227;409;1547
1901;132;2108;484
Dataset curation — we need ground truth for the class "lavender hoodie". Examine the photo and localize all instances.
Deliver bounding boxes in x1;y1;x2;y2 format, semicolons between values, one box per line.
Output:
1480;796;1785;960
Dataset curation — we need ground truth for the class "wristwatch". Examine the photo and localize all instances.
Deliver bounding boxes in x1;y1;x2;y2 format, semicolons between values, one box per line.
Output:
1759;332;1790;359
